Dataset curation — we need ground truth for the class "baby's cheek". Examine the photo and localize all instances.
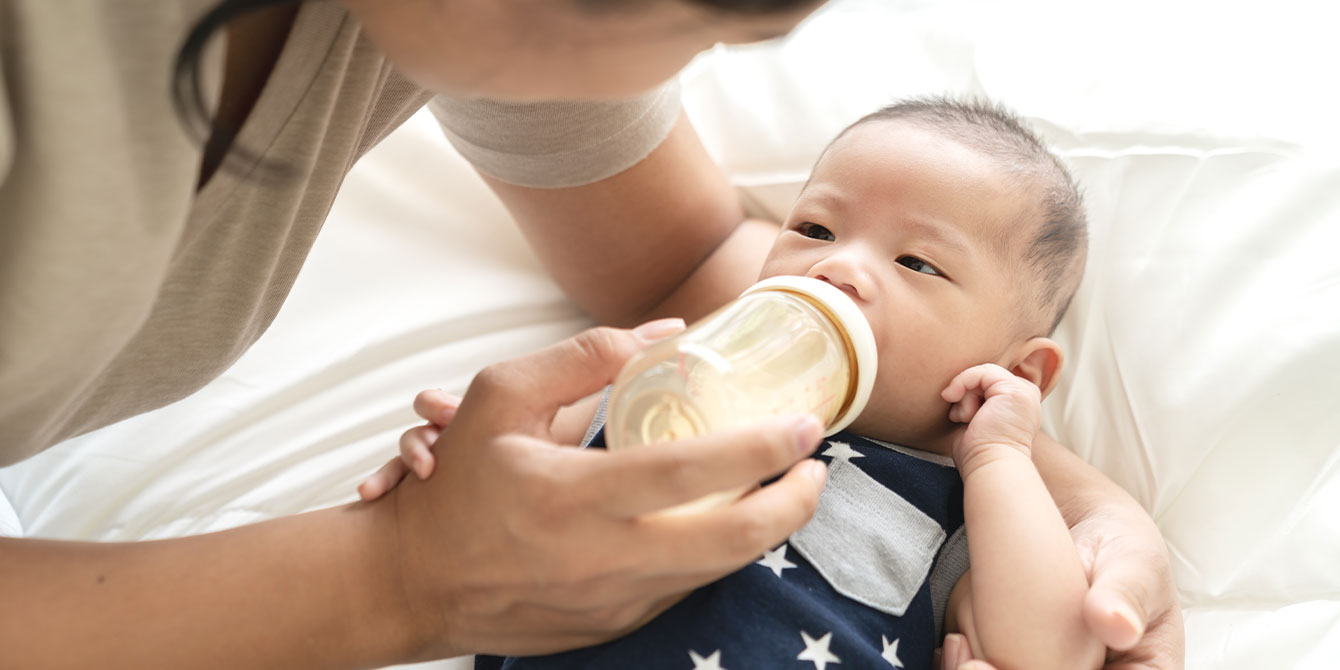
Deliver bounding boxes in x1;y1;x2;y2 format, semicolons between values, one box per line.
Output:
864;369;949;430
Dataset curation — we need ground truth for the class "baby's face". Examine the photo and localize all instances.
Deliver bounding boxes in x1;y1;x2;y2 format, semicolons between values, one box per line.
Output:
759;120;1035;449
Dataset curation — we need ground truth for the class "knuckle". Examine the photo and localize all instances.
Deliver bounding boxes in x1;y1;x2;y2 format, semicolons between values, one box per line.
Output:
601;602;650;634
515;460;584;529
544;549;591;587
572;326;621;362
579;603;631;635
725;514;776;559
796;472;824;514
573;588;658;636
572;326;639;367
469;363;506;393
655;452;702;501
465;363;515;406
752;428;797;468
400;425;427;451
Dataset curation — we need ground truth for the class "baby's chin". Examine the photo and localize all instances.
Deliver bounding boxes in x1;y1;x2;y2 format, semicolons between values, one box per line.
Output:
844;411;957;456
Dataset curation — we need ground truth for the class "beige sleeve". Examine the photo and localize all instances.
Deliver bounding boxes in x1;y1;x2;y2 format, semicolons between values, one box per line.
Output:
428;81;681;189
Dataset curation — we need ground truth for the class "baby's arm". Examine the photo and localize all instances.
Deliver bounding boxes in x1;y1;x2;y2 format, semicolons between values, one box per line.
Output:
941;364;1105;670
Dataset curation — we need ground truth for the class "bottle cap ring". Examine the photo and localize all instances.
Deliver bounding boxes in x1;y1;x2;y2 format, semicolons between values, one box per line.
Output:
741;276;878;436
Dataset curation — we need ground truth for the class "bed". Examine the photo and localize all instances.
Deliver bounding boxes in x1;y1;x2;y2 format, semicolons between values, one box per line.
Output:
3;0;1337;667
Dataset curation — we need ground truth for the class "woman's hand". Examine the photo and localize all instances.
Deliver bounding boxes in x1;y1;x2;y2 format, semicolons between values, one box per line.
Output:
357;389;461;501
1066;502;1185;670
378;323;829;658
936;433;1186;670
938;365;1184;670
939;560;1183;670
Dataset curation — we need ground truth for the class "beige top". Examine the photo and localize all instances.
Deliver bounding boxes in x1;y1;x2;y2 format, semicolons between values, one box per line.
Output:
0;1;679;466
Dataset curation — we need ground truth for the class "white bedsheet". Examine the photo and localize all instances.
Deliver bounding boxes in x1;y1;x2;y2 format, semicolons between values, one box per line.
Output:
3;0;1337;667
0;485;18;538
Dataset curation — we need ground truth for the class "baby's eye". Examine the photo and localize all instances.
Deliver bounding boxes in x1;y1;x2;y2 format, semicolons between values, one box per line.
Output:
794;222;835;241
896;255;942;276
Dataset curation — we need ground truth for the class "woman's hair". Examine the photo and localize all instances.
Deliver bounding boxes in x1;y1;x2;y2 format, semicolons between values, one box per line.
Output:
172;0;303;148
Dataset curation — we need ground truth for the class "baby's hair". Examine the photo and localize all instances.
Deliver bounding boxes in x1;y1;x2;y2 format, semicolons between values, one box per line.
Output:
839;96;1087;334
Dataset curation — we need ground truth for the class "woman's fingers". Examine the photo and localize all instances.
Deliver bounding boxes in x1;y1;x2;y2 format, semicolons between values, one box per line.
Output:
1085;585;1145;651
955;662;995;670
941;634;972;670
1065;480;1185;668
384;320;835;658
636;457;827;577
1073;516;1179;654
1082;541;1177;652
581;414;823;518
461;322;682;425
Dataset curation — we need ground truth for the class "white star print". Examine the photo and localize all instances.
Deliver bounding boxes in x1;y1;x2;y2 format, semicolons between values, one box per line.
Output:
821;440;864;462
797;631;841;670
880;636;904;668
755;543;798;578
688;649;727;670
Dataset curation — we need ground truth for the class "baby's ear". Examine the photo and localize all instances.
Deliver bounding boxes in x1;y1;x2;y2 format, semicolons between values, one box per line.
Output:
1009;337;1064;399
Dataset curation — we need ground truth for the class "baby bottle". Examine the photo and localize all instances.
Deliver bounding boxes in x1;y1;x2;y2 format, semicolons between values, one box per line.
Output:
605;276;878;510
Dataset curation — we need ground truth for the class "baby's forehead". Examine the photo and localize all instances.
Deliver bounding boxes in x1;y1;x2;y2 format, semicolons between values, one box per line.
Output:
813;123;1044;251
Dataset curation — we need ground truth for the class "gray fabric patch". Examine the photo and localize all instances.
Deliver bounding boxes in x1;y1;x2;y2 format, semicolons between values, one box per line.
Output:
929;525;969;638
791;457;947;617
580;387;612;448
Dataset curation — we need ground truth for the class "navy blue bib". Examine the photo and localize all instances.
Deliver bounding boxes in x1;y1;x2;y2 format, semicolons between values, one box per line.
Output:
479;429;965;670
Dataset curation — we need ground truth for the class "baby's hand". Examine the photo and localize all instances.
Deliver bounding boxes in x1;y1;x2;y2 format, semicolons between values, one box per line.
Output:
357;389;459;501
940;364;1042;476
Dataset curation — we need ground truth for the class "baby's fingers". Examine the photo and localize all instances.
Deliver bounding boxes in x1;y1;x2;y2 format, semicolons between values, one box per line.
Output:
942;364;1027;403
947;391;983;424
359;421;442;501
942;366;993;424
400;424;440;480
941;365;992;399
413;389;462;426
358;457;410;502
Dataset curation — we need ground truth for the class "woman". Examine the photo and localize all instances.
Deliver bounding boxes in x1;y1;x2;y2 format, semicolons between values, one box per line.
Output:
0;1;1180;667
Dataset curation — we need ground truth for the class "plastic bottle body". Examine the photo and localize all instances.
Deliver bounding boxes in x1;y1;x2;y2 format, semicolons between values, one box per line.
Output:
606;290;858;451
603;277;876;513
603;277;876;514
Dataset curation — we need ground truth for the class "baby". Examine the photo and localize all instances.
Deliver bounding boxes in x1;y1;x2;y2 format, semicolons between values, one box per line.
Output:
482;97;1102;670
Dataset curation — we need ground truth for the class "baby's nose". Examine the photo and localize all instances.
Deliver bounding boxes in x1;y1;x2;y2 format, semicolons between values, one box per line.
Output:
807;248;875;302
812;273;862;301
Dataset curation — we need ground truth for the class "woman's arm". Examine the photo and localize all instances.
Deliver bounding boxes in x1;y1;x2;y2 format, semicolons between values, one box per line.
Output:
3;325;828;668
480;110;777;327
0;502;415;669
